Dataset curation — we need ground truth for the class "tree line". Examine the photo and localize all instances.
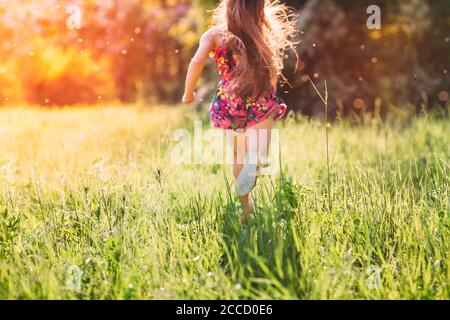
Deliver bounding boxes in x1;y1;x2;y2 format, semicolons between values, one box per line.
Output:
0;0;448;119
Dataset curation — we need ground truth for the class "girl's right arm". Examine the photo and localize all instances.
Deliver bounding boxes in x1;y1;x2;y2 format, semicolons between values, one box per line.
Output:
182;29;218;104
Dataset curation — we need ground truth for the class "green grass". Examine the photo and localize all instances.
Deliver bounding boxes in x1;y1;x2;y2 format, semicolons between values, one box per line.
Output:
0;105;448;299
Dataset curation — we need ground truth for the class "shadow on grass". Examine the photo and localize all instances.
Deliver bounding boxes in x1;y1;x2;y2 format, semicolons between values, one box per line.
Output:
216;173;307;298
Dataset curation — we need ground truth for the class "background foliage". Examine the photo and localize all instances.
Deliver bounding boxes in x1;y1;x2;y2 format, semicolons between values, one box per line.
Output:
0;0;448;118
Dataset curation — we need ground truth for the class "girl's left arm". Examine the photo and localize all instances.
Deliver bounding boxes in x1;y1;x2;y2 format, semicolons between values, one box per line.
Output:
182;30;217;104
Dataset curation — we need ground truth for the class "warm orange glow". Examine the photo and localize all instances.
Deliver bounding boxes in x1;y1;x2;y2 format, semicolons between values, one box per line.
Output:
0;0;193;106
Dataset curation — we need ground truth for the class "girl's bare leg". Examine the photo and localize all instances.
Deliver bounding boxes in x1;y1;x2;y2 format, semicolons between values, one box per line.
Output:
240;118;273;220
226;131;252;220
225;118;273;222
246;118;273;170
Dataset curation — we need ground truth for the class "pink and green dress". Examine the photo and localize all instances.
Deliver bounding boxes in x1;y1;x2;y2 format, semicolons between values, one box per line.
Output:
209;45;287;130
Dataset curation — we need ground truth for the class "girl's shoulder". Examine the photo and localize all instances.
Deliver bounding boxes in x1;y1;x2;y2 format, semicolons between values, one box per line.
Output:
201;25;227;48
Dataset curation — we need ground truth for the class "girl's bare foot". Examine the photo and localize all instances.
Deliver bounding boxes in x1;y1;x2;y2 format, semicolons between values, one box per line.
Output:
236;154;257;196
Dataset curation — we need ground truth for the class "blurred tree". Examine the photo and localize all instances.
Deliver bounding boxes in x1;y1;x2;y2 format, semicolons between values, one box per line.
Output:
283;0;449;118
17;39;115;105
0;0;203;105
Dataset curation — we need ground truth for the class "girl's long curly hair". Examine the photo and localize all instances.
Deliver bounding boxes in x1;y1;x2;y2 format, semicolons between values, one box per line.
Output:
212;0;297;99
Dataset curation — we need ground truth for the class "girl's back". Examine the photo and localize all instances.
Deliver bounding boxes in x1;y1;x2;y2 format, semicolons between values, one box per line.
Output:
205;0;297;129
209;28;288;130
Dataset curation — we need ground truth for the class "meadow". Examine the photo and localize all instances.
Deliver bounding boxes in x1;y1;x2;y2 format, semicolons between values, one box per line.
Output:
0;105;448;299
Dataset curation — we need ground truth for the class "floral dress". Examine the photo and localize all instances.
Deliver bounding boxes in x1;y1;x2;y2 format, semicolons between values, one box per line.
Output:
209;45;287;130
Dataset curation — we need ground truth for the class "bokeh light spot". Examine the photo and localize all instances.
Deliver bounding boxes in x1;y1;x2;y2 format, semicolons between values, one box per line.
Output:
353;98;365;109
438;90;448;102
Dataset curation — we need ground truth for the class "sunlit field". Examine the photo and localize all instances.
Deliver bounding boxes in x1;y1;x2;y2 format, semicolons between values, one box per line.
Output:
0;106;448;299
